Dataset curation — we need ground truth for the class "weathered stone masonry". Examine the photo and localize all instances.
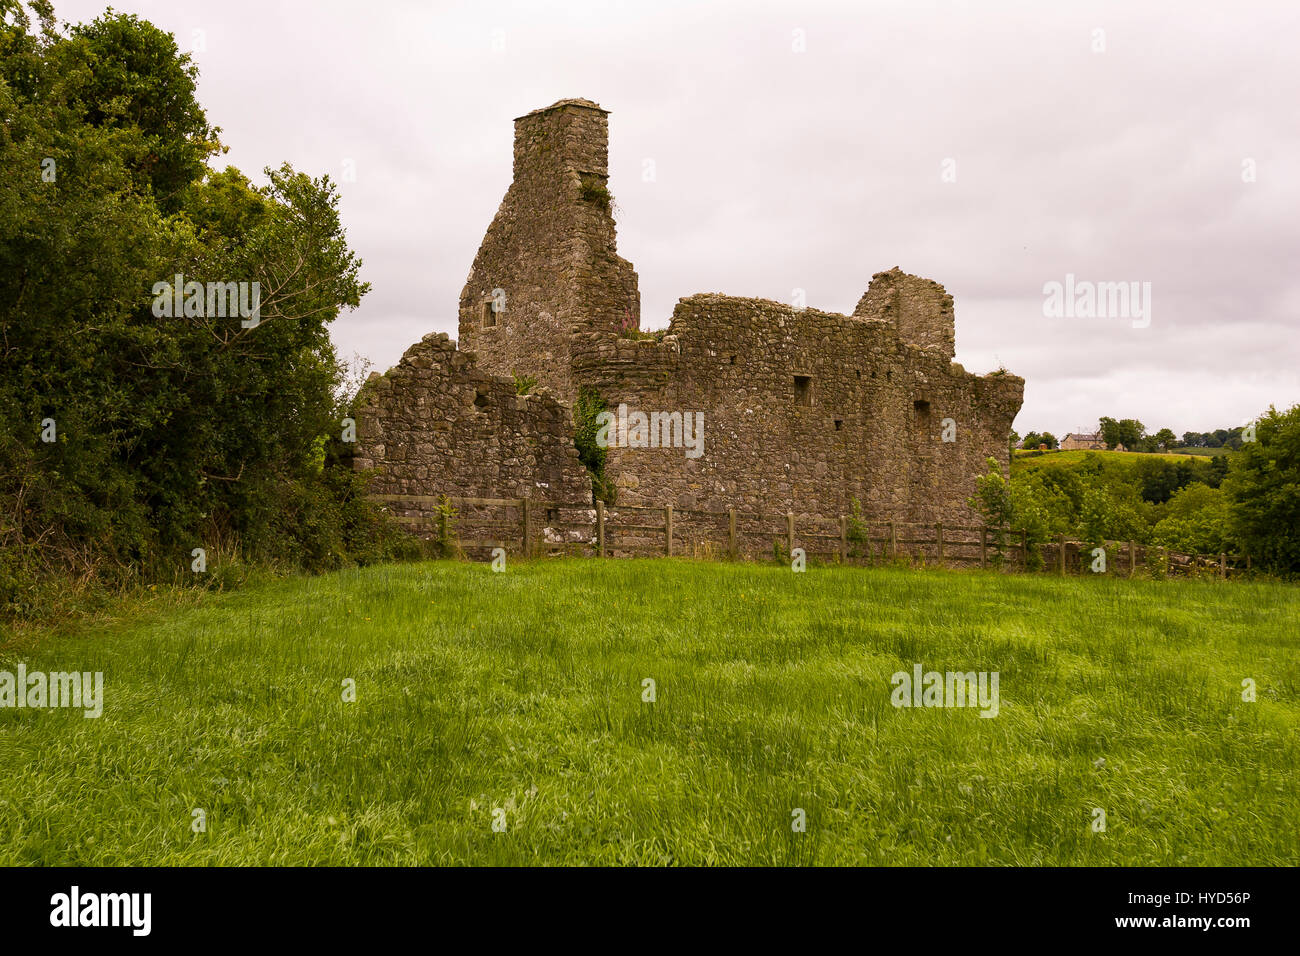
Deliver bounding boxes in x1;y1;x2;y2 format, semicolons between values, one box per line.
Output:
356;98;1024;541
353;332;591;514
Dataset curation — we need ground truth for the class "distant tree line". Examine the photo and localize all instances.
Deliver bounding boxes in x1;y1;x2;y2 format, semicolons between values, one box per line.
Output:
985;404;1300;575
1017;419;1249;453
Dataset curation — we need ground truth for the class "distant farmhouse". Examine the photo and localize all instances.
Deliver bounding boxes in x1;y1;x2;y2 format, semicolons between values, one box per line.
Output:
1061;432;1117;451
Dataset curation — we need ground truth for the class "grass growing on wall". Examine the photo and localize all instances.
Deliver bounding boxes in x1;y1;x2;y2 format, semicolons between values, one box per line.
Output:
2;559;1295;865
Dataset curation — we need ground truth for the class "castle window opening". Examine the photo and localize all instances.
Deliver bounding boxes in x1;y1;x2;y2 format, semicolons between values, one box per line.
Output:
474;388;490;409
793;375;813;406
834;419;843;431
481;301;497;328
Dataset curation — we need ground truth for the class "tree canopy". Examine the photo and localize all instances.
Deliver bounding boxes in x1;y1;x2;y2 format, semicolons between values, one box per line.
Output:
1;2;399;617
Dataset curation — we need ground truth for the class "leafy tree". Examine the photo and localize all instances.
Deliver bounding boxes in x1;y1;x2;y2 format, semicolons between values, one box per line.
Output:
1224;404;1300;573
968;457;1014;566
1098;416;1145;450
1152;428;1177;450
1152;483;1231;555
0;2;390;616
1134;457;1195;504
66;10;222;212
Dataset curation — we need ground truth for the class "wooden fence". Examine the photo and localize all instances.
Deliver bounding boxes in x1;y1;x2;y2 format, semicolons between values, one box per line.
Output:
374;493;1251;579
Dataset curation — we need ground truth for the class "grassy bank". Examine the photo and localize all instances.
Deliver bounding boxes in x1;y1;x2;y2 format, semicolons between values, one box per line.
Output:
1;559;1295;865
1013;449;1216;468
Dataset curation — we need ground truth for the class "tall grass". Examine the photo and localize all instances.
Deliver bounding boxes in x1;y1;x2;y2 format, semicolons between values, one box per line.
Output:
0;559;1295;865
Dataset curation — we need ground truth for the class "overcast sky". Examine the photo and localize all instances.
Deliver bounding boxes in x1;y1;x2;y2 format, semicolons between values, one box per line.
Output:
59;0;1300;438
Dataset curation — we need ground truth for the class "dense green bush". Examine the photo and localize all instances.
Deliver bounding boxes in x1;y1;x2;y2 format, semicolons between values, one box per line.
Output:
573;386;616;503
1224;405;1300;574
0;2;407;618
986;416;1300;576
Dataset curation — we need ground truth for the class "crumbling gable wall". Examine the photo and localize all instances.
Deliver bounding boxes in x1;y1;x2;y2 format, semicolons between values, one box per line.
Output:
457;99;639;404
353;333;591;513
854;267;957;362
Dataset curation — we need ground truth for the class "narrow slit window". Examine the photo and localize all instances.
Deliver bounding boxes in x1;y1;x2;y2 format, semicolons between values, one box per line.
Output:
482;301;497;328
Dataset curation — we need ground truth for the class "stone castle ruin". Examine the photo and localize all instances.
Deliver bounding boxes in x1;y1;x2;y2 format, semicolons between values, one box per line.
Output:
354;99;1024;553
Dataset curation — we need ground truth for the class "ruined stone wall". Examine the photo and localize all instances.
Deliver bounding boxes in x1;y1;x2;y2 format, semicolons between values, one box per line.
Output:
357;99;1025;546
586;288;1022;525
352;332;592;515
457;99;639;404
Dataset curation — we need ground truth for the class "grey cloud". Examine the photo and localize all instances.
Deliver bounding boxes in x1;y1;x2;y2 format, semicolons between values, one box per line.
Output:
58;0;1300;437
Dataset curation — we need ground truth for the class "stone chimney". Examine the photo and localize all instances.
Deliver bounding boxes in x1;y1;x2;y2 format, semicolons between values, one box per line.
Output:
457;99;640;405
513;98;610;181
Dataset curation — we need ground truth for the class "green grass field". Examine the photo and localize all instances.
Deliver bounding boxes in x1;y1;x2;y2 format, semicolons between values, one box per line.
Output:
1013;449;1215;468
1;559;1296;866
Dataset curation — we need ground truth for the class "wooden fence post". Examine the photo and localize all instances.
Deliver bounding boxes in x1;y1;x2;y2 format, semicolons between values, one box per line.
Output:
786;512;795;558
665;504;674;556
1059;533;1067;576
980;527;987;568
1020;528;1028;570
728;508;737;560
1219;552;1226;580
1128;539;1135;576
936;521;944;566
839;515;848;564
521;499;530;558
596;500;605;557
889;521;897;558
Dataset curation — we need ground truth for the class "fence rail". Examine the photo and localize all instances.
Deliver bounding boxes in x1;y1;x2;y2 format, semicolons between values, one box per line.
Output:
372;494;1247;579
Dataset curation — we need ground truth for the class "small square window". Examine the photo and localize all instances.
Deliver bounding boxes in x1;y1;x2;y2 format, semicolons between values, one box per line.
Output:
834;419;843;431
